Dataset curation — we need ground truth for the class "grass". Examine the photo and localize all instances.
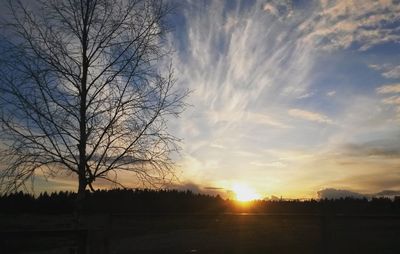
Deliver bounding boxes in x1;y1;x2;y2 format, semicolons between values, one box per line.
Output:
1;213;400;253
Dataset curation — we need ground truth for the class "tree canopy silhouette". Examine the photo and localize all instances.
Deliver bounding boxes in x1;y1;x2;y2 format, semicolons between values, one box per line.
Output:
1;189;399;215
0;0;187;200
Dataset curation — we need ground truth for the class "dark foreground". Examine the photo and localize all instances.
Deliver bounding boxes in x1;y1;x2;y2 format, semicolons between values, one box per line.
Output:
1;213;400;254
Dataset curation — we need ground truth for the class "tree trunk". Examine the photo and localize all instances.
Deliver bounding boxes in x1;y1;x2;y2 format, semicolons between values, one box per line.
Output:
76;174;87;221
74;176;87;254
75;6;89;252
76;0;89;230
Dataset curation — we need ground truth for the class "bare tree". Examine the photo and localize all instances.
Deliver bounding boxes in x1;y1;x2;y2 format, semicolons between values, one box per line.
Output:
0;0;187;203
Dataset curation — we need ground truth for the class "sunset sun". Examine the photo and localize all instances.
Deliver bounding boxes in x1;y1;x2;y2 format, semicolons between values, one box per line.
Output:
232;183;261;202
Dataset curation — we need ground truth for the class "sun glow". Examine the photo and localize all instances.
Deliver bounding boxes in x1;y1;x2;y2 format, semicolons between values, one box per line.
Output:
232;183;261;202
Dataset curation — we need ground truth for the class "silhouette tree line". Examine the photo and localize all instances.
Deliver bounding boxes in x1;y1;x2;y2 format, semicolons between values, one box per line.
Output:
1;189;399;215
230;197;400;215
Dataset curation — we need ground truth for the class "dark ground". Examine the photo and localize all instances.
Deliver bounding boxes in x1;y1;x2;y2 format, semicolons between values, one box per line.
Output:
1;213;400;254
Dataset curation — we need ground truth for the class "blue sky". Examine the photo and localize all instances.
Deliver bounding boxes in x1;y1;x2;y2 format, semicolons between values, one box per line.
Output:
162;0;400;198
2;0;399;198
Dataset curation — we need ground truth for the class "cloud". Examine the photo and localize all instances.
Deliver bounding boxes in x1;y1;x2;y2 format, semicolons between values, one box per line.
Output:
339;140;400;158
297;92;315;99
374;190;400;198
317;188;366;199
168;0;318;184
382;66;400;79
263;3;279;16
170;0;397;162
376;84;400;94
317;188;400;199
164;0;400;198
250;161;287;168
376;84;400;120
370;64;400;80
288;108;333;124
245;112;291;129
263;1;293;19
343;173;400;191
326;90;336;97
382;96;400;105
3;0;399;197
209;143;225;149
310;164;400;195
368;63;400;79
300;0;400;51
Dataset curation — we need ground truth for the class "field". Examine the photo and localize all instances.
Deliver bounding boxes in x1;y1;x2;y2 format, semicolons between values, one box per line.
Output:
2;213;400;254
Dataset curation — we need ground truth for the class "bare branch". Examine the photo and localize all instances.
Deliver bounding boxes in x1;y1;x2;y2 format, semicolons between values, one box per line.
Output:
0;0;186;195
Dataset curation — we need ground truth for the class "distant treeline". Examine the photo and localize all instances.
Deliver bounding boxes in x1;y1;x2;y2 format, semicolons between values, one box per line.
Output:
1;189;400;215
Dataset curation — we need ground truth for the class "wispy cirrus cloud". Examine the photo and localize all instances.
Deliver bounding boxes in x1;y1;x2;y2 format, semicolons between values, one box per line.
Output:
376;84;400;94
382;96;400;105
164;0;400;197
288;108;333;124
168;0;318;184
301;0;400;51
376;83;400;120
339;139;400;158
4;0;399;196
370;64;400;80
326;91;336;97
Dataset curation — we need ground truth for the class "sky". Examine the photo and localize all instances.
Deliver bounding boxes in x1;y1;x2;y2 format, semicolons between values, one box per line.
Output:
163;0;400;198
1;0;400;199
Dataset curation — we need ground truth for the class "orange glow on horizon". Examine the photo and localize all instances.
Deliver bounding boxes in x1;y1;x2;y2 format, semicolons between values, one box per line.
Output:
232;183;261;202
